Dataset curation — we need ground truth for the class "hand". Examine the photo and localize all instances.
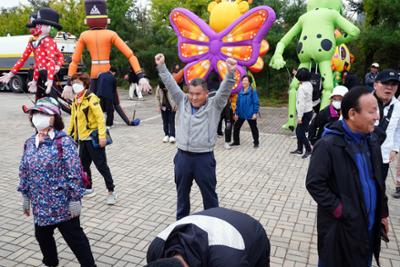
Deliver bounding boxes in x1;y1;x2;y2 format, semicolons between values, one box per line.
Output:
99;138;107;148
62;85;74;100
269;53;286;70
234;114;238;121
45;80;53;94
0;72;14;84
54;65;60;74
155;53;165;66
138;78;151;93
226;58;237;73
157;106;161;113
252;114;257;120
124;74;128;80
389;151;398;163
173;106;177;112
69;201;81;218
28;80;37;93
297;118;302;124
22;196;30;217
382;217;389;235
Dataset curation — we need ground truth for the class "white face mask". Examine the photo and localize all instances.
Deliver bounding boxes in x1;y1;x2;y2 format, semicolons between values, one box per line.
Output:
72;83;85;94
332;100;341;110
32;113;51;131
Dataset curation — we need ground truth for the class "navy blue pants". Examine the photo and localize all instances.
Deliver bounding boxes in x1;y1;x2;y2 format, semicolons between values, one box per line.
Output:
174;149;219;220
161;109;176;137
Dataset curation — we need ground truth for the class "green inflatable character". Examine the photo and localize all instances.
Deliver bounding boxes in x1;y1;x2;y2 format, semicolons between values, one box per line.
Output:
270;0;360;130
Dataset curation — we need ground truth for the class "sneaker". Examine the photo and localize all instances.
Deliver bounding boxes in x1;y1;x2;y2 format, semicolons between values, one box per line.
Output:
290;149;303;155
230;142;240;147
163;136;169;143
169;136;176;143
217;133;223;138
106;192;117;205
392;187;400;199
224;142;231;150
302;151;312;159
254;143;259;148
84;189;96;197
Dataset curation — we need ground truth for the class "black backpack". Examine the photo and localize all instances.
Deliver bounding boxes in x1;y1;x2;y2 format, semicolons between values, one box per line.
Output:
309;65;322;101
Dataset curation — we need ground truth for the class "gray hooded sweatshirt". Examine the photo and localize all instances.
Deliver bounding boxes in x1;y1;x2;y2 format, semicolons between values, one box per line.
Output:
157;64;235;153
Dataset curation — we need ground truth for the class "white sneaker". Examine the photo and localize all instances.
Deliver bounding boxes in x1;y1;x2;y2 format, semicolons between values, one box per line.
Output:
83;189;96;197
163;136;169;143
106;192;117;205
224;142;231;150
169;136;176;143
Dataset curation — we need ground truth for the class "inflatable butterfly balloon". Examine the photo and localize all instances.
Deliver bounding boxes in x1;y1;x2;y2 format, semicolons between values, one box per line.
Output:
169;6;275;93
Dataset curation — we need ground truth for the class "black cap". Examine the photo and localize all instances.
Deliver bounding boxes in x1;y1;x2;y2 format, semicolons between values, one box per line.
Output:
376;69;400;83
85;0;108;17
33;8;62;30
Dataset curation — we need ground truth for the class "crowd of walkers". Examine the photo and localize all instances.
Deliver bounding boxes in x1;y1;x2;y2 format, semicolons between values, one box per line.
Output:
16;55;400;267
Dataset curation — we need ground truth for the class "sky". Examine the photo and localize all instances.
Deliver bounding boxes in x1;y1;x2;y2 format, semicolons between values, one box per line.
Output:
0;0;150;9
0;0;358;13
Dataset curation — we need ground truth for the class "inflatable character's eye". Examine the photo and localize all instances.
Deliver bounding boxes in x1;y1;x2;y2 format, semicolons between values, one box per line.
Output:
340;47;346;60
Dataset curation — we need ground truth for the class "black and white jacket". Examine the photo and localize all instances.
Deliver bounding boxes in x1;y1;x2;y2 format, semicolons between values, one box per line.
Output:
146;208;270;267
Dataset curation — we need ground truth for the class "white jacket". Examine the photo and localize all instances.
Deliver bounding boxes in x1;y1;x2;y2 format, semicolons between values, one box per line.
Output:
379;97;400;163
296;81;313;119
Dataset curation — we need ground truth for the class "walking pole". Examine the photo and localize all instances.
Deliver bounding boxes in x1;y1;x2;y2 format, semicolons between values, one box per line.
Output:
132;102;136;120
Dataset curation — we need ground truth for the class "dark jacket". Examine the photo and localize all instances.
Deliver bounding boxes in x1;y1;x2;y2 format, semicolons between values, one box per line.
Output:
308;104;339;145
306;121;388;267
146;207;270;267
96;71;116;101
365;72;378;88
236;86;259;120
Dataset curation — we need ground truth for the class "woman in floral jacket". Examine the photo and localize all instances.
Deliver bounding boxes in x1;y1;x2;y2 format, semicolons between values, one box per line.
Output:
18;97;96;267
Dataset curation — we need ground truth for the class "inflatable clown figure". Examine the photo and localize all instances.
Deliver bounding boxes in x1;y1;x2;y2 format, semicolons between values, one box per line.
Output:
0;8;64;101
269;0;360;130
63;0;151;126
169;0;276;93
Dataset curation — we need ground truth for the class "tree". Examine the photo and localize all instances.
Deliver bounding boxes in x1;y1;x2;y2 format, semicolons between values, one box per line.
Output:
27;0;50;10
361;0;400;70
0;6;32;36
346;0;400;79
50;0;86;36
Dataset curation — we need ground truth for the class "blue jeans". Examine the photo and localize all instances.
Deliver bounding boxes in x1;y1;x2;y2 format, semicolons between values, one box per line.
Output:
161;109;176;137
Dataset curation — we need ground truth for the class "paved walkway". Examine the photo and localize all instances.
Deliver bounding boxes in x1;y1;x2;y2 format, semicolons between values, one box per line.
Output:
0;91;399;267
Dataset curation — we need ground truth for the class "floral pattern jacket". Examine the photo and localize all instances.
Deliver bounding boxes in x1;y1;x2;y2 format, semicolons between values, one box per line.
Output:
18;130;85;226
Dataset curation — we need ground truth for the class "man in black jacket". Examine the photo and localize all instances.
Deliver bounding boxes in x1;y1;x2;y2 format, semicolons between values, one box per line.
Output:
145;207;270;267
306;86;389;267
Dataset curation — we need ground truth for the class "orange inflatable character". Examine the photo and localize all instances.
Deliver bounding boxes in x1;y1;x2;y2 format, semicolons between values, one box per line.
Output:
63;0;150;100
